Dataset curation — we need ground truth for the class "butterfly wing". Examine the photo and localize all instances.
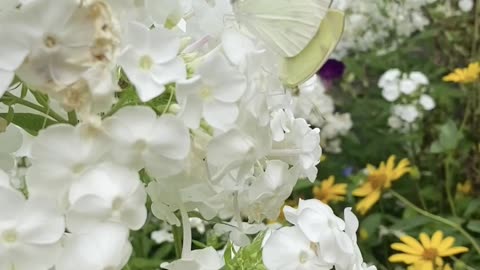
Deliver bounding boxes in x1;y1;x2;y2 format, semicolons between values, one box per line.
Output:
281;9;345;87
233;0;331;57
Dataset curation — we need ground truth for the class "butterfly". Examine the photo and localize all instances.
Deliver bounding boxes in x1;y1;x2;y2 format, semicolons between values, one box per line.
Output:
231;0;344;87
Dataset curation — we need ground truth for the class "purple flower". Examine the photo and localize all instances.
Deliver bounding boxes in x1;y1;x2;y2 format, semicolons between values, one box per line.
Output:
342;166;354;177
317;59;345;81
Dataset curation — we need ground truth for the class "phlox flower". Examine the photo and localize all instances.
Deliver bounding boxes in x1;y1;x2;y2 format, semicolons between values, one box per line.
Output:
283;199;354;265
270;114;321;182
26;123;111;210
119;22;186;102
352;156;411;215
176;50;246;129
0;124;23;172
262;226;332;270
104;106;191;177
0;170;64;270
56;223;132;270
160;247;224;270
66;163;147;232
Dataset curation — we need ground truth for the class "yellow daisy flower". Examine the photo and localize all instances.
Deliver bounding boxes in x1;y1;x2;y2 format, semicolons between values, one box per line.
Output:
456;180;473;196
389;231;469;270
352;155;411;215
312;176;347;204
443;62;480;84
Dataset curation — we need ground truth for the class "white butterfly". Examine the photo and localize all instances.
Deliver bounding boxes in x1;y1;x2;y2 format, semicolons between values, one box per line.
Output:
231;0;332;58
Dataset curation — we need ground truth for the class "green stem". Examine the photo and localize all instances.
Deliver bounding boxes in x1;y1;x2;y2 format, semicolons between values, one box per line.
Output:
391;190;480;256
471;0;480;58
444;156;457;217
162;88;175;115
3;92;68;123
172;223;183;259
67;111;78;125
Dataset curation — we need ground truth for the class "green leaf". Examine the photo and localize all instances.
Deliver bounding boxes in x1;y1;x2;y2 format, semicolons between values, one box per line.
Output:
464;199;480;218
0;113;56;135
466;220;480;233
429;120;463;153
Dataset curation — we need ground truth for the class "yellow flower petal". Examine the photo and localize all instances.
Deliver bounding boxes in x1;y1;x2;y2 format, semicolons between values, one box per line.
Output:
391;243;424;255
352;183;373;197
437;236;455;253
419;233;431;249
430;231;443;248
388;254;421;264
355;189;381;215
400;235;425;252
438;246;469;257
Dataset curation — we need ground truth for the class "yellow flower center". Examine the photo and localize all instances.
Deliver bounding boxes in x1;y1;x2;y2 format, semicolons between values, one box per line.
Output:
139;55;153;70
112;197;124;211
199;87;213;100
2;229;17;244
368;173;388;189
43;35;57;48
422;248;438;261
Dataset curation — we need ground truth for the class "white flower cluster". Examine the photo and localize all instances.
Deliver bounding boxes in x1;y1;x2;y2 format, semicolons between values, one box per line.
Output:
293;75;353;153
263;199;376;270
331;0;437;58
378;69;436;132
0;0;363;269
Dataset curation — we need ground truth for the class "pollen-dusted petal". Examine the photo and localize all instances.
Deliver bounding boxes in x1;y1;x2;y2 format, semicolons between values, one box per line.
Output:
388;254;421;264
430;231;443;248
419;232;431;249
391;243;423;255
438;246;469;257
399;235;424;252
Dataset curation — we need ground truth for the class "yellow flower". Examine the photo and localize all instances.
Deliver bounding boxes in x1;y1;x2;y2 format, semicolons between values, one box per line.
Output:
312;176;347;204
456;180;473;196
352;155;411;215
389;231;469;270
443;62;480;84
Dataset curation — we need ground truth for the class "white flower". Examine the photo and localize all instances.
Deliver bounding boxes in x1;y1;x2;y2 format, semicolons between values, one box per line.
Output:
66;163;147;232
409;71;429;85
214;221;265;247
459;0;474;12
0;179;64;270
119;22;186;102
176;51;246;129
270;117;321;182
381;84;400;102
56;223;132;270
388;115;403;129
399;78;417;95
190;217;206;234
151;227;174;244
161;247;224;270
104;106;191;177
378;69;401;89
419;94;435;111
26;124;111;210
239;160;296;222
0;124;23;172
284;199;354;264
393;104;419;123
0;28;29;96
262;226;332;270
